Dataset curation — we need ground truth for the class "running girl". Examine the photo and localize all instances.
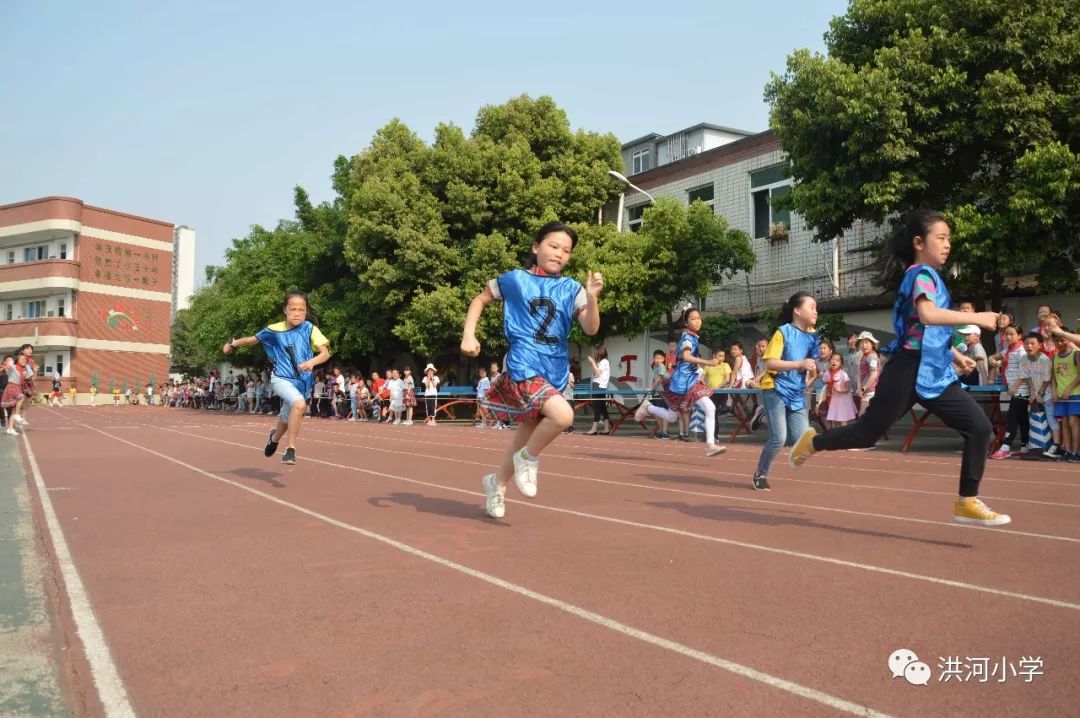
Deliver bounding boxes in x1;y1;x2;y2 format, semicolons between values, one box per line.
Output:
222;291;330;465
750;292;818;491
635;306;727;458
788;210;1009;526
461;221;602;519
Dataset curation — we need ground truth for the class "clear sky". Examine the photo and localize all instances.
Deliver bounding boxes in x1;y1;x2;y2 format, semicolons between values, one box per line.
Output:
0;0;847;283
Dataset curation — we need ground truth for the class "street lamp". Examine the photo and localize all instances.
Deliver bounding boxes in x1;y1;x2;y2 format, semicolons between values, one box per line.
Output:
608;170;656;233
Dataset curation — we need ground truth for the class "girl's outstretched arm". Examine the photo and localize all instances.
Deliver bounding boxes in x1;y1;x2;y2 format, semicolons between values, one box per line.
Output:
577;271;603;336
461;286;494;356
222;335;260;354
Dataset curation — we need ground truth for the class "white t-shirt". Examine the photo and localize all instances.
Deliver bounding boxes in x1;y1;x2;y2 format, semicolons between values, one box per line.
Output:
594;358;610;389
1019;353;1051;403
423;374;440;396
335;374;346;393
387;378;404;400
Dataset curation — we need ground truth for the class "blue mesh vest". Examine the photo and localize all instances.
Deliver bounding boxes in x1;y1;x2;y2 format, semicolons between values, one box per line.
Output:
884;264;957;399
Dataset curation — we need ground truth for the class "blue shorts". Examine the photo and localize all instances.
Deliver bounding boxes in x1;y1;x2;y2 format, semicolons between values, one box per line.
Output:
1054;396;1080;418
271;376;306;423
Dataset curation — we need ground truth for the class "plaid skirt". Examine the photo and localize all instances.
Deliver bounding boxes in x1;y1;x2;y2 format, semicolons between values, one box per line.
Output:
660;377;710;412
484;373;560;423
1;383;25;408
404;388;417;407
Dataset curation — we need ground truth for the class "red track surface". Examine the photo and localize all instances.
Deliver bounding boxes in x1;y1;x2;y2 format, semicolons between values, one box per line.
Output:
23;405;1080;717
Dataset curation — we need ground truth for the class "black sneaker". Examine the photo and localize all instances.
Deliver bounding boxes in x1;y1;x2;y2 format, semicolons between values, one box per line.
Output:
750;406;766;431
264;427;279;457
281;447;296;465
752;474;771;491
1042;444;1062;460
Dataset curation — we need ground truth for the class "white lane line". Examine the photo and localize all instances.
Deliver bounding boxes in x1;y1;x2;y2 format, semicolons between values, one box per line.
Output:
154;424;1080;612
72;419;891;717
212;423;1080;545
285;423;1080;507
21;434;136;718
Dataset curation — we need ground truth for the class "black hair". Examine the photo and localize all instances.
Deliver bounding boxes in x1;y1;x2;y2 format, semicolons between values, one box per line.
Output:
819;338;835;353
730;341;744;351
680;305;700;325
1025;331;1042;341
595;345;608;361
16;344;33;355
881;209;950;290
778;291;814;326
282;290;316;322
533;221;578;249
653;349;666;357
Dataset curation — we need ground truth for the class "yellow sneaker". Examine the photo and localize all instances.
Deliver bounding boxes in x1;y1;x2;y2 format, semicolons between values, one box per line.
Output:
953;497;1011;527
788;428;818;469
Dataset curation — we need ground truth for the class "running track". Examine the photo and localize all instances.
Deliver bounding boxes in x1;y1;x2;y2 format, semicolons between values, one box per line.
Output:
21;405;1080;716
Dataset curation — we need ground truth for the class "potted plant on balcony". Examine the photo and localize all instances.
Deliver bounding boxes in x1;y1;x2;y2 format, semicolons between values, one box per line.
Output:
767;222;789;243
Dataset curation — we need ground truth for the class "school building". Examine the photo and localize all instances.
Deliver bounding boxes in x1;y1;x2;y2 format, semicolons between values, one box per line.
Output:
583;123;1079;388
0;196;195;396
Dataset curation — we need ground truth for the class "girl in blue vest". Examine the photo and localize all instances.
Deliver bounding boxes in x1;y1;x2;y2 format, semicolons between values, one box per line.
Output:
750;291;819;491
788;210;1010;526
635;306;727;457
461;222;603;519
223;291;330;465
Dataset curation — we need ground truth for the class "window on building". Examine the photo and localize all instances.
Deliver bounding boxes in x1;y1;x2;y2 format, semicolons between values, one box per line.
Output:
6;251;13;264
57;298;65;317
627;205;646;233
59;243;68;259
5;304;11;321
23;245;47;262
56;355;64;377
687;184;715;211
24;300;46;318
750;164;793;239
632;148;650;175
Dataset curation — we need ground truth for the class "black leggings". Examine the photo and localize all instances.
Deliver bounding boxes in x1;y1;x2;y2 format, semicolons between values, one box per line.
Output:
812;350;991;497
591;384;611;422
1001;396;1030;448
425;396;437;418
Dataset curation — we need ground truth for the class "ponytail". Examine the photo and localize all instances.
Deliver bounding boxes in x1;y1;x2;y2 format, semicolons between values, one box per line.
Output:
880;209;949;290
778;291;813;326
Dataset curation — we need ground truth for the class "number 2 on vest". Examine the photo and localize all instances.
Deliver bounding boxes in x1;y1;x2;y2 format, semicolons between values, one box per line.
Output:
529;297;558;346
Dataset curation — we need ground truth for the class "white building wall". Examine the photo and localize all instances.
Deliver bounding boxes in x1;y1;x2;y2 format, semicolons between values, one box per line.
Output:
172;225;196;317
623;147;882;315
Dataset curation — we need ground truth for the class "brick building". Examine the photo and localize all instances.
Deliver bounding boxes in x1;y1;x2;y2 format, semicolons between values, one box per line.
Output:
616;127;883;316
0;196;177;396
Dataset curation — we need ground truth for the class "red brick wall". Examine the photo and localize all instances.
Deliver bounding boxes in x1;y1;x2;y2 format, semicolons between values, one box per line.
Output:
0;259;80;282
78;236;172;294
81;205;174;243
0;196;84;225
69;348;169;392
76;293;169;345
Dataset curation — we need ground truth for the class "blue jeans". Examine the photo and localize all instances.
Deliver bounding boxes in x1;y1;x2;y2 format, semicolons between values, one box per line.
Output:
755;390;809;478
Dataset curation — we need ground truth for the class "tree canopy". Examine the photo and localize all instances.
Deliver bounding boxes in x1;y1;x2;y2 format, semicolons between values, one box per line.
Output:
173;95;755;373
765;0;1080;305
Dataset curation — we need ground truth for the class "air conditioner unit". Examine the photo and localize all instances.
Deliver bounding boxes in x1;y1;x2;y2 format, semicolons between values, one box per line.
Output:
688;146;702;155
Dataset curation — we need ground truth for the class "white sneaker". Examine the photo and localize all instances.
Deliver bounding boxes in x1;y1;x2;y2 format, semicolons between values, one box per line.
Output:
5;427;17;436
14;415;27;426
705;444;727;457
634;399;652;423
393;419;402;425
481;474;505;519
404;420;413;425
512;449;538;498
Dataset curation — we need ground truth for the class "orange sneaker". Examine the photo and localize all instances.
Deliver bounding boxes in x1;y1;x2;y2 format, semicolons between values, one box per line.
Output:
953;497;1011;527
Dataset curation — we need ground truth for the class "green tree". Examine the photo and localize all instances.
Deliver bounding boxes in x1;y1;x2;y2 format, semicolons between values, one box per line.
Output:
814;313;849;344
698;311;740;349
639;198;755;339
337;94;624;358
766;0;1080;306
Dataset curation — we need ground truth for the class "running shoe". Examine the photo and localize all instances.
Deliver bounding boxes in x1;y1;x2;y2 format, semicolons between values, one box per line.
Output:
481;474;505;519
752;474;771;491
634;399;652;423
264;427;279;457
512;449;538;498
788;429;818;468
281;447;296;465
953;497;1011;526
